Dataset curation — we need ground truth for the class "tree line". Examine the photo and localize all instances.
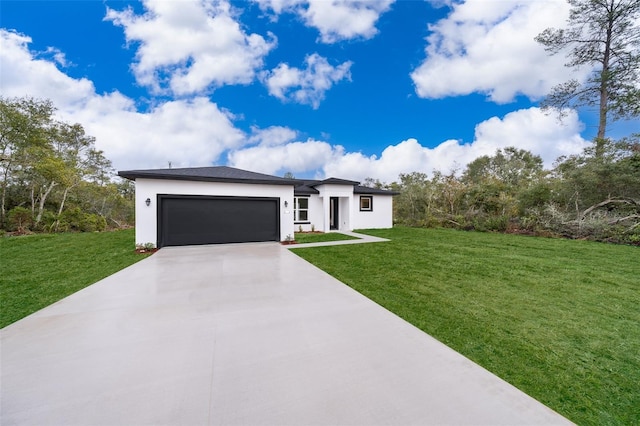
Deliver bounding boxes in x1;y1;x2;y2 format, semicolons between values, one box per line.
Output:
0;97;134;234
373;0;640;246
3;95;638;245
367;140;640;245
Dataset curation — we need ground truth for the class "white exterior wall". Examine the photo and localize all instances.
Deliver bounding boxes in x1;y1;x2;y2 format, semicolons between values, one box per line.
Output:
303;188;394;232
134;178;294;246
314;184;354;232
295;195;323;232
352;195;394;229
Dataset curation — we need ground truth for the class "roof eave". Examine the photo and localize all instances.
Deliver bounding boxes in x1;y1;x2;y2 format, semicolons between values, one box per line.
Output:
117;172;297;186
354;186;400;195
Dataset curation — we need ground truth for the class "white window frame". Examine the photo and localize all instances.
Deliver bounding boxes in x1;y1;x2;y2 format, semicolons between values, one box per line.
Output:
360;195;373;211
294;196;310;223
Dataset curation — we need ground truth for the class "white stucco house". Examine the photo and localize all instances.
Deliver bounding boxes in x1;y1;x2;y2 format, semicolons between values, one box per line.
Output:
118;166;398;248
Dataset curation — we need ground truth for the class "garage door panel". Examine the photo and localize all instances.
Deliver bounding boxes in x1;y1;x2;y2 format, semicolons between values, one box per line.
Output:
159;196;279;247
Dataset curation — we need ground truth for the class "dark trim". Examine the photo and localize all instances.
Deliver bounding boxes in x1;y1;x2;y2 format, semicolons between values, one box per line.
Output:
360;195;373;212
123;173;294;186
156;194;280;248
330;197;339;230
313;177;360;186
294;221;311;225
118;166;296;186
294;183;319;195
354;185;399;195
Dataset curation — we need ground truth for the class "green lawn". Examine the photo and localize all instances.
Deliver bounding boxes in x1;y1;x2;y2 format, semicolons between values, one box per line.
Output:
292;227;640;426
294;232;359;244
2;227;637;423
0;229;149;328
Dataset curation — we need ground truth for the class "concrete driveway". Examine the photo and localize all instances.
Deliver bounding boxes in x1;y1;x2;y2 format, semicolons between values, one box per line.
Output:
1;242;571;425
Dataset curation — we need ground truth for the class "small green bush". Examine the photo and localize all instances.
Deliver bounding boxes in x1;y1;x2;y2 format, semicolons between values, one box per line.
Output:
37;210;57;232
420;214;443;228
472;215;510;232
518;183;552;214
58;207;107;232
84;214;107;232
7;206;33;232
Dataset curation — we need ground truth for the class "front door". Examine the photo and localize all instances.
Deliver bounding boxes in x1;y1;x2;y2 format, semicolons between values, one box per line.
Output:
330;197;339;230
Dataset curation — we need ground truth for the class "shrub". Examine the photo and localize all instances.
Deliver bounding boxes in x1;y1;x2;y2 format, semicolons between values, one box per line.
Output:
82;215;101;232
58;208;107;232
36;210;57;233
420;214;444;228
7;207;33;232
476;215;509;232
518;183;552;214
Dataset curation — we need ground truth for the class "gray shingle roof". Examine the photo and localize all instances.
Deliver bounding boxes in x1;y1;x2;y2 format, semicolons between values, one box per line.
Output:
354;185;399;195
292;179;397;196
119;166;398;195
118;166;297;185
315;177;361;186
293;181;320;195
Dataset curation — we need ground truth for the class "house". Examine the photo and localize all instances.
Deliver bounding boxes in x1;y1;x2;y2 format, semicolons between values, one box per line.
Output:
118;166;397;248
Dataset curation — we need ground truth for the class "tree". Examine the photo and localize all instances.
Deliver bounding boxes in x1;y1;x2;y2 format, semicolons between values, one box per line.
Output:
553;135;640;213
49;122;112;229
73;180;134;228
0;96;127;233
429;171;467;226
392;172;431;225
362;177;387;189
0;97;55;227
462;147;545;188
535;0;640;153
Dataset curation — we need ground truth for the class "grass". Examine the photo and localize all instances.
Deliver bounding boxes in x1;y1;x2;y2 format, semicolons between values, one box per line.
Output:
0;229;150;328
292;227;640;425
2;227;637;423
293;231;359;244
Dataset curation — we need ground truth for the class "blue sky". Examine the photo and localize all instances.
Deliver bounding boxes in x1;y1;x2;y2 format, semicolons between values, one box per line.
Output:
1;0;637;182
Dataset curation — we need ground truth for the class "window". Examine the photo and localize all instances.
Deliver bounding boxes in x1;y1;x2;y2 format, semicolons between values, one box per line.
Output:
360;196;373;211
294;197;309;222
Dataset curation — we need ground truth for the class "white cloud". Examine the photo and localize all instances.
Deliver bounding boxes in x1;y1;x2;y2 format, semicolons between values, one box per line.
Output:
71;97;245;170
0;29;245;171
254;0;300;15
248;126;298;146
105;0;275;95
1;27;589;185
43;46;71;67
0;30;96;109
425;0;455;8
228;139;341;175
411;0;591;103
254;0;394;43
262;53;352;108
322;108;588;182
227;107;588;183
472;108;588;166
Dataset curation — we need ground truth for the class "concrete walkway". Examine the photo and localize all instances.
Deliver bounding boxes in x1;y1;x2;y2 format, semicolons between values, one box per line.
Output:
287;230;390;248
1;242;572;425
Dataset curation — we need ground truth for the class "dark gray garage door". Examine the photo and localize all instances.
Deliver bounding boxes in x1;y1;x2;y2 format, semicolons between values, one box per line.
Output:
158;195;280;247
